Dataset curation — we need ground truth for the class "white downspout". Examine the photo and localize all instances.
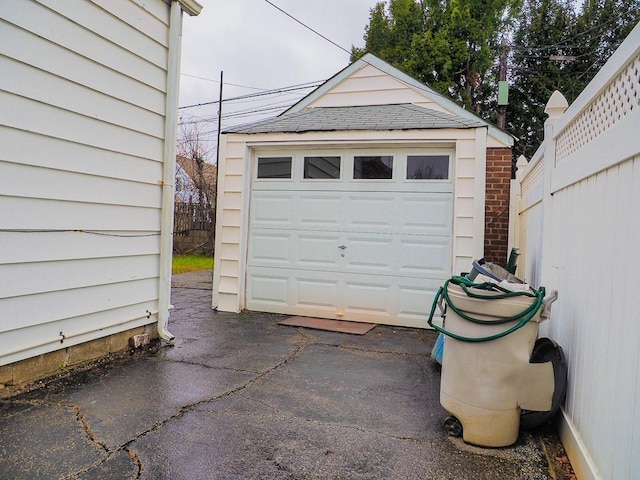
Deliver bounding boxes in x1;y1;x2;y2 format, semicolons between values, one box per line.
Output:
158;0;184;341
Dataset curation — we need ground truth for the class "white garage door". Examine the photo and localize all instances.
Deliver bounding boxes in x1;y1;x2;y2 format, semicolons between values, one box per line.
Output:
246;148;453;328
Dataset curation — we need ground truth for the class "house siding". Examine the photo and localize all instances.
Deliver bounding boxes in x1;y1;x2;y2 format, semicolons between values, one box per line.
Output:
0;0;173;368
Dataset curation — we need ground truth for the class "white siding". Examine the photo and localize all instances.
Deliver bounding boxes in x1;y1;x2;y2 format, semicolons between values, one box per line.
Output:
0;0;172;366
514;24;640;480
308;64;449;113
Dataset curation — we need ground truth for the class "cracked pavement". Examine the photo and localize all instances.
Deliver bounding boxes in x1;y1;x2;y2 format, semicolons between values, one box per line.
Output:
0;271;561;479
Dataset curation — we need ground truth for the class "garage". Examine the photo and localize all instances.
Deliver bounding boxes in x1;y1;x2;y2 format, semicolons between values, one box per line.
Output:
212;54;514;328
246;148;453;328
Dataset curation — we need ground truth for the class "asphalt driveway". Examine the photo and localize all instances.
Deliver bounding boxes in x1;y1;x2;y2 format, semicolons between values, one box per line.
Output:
0;271;569;479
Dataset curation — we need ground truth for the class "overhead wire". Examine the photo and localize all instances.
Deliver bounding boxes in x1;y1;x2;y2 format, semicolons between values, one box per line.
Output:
179;100;303;126
179;81;322;109
262;0;352;56
508;15;622;52
181;73;267;90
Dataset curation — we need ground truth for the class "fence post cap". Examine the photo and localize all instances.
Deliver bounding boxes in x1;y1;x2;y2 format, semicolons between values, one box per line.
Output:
545;91;568;120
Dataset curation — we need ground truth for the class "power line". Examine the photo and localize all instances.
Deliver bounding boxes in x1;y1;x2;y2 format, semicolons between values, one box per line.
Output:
181;73;266;90
179;81;322;109
179;104;297;129
223;105;292;120
263;0;351;55
509;15;621;52
179;93;306;126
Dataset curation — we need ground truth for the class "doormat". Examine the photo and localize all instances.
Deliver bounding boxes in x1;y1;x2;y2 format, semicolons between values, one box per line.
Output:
278;316;376;335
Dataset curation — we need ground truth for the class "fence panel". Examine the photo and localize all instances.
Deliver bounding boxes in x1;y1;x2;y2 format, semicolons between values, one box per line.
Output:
173;202;214;235
513;24;640;480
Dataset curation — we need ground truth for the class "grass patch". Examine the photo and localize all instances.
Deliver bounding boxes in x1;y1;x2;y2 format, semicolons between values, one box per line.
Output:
172;254;213;274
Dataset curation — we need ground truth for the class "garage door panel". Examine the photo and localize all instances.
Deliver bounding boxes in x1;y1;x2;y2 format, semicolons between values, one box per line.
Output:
247;267;341;315
247;271;289;307
399;194;453;234
396;280;444;328
343;237;394;274
397;237;452;277
297;277;340;309
297;233;342;268
250;192;294;228
346;195;395;230
296;193;343;229
248;231;292;266
342;279;392;314
247;267;444;327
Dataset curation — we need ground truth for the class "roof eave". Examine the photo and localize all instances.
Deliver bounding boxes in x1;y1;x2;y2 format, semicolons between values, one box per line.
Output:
178;0;203;16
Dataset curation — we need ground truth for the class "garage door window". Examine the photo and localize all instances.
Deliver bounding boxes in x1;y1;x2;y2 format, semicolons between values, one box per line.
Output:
304;156;341;179
257;157;292;179
407;155;449;180
354;155;393;179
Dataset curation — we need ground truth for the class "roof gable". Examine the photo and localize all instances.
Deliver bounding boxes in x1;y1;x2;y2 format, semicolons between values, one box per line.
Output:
225;54;512;146
283;53;512;145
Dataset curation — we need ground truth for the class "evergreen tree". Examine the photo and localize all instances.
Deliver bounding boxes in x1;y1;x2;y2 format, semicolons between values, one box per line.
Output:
507;0;576;159
508;0;639;159
351;0;521;116
352;0;639;164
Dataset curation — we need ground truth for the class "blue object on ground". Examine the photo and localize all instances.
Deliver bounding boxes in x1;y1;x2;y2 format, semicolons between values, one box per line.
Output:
431;332;445;364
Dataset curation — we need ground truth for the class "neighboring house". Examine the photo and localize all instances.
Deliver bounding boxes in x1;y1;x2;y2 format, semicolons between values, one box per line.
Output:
174;155;217;204
513;23;640;480
0;0;201;391
213;54;514;328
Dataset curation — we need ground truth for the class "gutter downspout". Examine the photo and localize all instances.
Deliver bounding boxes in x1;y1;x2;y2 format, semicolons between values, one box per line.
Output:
158;0;184;341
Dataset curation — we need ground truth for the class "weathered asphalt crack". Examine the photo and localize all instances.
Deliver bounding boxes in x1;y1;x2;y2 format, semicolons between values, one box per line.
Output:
58;332;311;479
316;341;432;358
3;328;433;479
125;447;143;479
69;404;111;455
155;357;261;375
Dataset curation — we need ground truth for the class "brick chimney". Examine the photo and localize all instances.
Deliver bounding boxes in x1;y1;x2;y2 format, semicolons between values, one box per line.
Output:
484;148;512;265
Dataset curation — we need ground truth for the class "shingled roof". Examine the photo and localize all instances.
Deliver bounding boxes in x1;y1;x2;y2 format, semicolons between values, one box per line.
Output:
224;103;486;135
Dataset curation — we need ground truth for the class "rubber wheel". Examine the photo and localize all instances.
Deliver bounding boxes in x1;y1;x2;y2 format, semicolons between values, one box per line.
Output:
520;337;568;429
444;415;463;437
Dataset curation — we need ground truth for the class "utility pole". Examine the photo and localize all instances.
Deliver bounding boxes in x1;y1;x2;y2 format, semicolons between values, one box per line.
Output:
213;71;223;248
497;38;508;130
215;71;223;167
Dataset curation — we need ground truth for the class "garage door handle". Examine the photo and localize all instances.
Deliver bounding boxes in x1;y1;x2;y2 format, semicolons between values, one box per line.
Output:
338;245;347;250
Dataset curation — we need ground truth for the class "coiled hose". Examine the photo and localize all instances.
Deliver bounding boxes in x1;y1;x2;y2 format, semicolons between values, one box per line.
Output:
428;276;545;342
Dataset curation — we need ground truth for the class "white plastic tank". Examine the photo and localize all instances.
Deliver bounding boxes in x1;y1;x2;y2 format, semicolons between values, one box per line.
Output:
435;281;555;447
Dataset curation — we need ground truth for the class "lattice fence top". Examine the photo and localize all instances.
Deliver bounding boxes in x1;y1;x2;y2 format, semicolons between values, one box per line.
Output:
555;54;640;164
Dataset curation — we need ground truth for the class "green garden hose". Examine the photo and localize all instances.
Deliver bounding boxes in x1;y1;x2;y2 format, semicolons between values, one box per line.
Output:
427;276;545;343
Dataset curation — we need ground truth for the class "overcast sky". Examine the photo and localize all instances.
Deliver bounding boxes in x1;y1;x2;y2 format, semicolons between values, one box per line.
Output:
177;0;379;152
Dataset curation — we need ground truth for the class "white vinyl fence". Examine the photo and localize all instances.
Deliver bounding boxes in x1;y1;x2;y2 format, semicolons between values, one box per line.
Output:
512;23;640;480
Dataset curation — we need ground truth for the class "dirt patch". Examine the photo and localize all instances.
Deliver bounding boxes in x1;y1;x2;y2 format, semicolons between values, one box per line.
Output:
539;422;577;480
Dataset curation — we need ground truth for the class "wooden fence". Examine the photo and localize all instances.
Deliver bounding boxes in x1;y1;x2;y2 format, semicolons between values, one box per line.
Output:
173;202;214;254
173;202;214;235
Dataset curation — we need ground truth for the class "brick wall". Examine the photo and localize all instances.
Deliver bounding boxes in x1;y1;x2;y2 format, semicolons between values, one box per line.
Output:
484;147;512;265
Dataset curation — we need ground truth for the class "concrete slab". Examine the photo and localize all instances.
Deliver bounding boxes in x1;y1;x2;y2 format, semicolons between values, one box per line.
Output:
0;271;569;479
